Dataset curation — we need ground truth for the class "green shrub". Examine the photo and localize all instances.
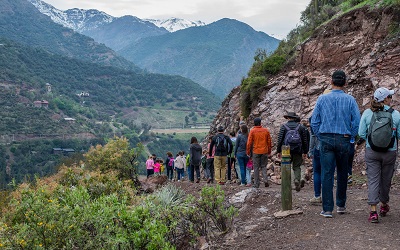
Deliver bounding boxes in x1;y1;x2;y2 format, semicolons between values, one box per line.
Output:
0;185;173;249
240;76;268;118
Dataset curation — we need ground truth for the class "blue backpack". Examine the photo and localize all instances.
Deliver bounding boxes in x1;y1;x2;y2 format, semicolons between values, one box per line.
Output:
283;124;302;154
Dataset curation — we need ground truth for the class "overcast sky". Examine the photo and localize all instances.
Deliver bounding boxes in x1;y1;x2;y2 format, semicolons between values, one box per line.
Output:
43;0;310;39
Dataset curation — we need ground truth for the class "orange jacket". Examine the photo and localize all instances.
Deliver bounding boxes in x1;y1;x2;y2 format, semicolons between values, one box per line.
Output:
246;126;272;155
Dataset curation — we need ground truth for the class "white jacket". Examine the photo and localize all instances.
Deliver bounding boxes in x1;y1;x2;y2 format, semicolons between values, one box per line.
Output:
174;155;186;169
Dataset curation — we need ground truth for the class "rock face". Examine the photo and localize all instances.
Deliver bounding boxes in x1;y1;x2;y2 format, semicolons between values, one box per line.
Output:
210;6;400;162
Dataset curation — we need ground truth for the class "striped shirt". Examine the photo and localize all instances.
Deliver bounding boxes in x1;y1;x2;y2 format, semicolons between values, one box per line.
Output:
311;89;360;138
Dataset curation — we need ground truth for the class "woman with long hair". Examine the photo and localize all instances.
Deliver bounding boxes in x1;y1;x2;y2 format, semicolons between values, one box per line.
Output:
189;136;202;183
235;124;250;186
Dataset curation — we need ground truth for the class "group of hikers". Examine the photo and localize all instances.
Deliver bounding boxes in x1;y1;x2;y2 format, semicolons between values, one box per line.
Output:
146;70;399;224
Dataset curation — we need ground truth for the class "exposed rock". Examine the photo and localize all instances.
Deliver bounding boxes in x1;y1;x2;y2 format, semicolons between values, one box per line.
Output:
209;6;400;173
273;209;303;218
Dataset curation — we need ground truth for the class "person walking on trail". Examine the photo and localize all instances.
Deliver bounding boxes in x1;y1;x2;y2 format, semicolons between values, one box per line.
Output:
189;137;202;183
311;70;360;218
308;118;322;204
146;155;155;178
276;112;309;192
209;126;233;185
235;124;250;186
358;87;400;223
206;137;215;183
165;152;174;181
246;117;272;188
174;151;186;182
227;131;237;184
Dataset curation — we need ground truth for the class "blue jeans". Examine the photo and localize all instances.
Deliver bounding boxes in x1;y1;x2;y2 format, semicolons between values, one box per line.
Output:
312;148;322;198
319;134;350;212
236;153;249;185
177;168;184;180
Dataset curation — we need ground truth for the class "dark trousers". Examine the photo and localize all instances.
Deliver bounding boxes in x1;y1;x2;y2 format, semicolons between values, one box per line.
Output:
319;134;350;212
206;158;215;182
189;164;200;182
166;166;173;180
147;169;154;178
227;157;236;180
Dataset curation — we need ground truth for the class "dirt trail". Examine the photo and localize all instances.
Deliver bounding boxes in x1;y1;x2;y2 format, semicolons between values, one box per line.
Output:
174;175;400;250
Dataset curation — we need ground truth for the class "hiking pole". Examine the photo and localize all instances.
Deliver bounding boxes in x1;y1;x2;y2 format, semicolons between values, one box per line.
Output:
281;146;292;210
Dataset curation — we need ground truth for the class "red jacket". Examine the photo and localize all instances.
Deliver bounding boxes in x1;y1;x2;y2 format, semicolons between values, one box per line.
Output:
246;126;272;155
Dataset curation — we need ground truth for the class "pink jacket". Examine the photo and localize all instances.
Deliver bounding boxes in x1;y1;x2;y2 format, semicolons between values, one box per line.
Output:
146;159;154;170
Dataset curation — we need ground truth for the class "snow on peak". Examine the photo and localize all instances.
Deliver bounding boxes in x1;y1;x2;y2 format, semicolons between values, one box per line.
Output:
144;18;206;32
27;0;114;32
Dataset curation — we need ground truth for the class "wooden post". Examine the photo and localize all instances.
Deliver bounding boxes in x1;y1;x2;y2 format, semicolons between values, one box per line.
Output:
281;145;292;211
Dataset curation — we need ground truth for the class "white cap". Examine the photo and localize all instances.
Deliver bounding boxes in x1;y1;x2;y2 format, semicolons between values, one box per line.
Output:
374;87;395;102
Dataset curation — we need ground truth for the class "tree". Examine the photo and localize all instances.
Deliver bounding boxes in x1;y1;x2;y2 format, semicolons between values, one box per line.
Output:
84;137;143;186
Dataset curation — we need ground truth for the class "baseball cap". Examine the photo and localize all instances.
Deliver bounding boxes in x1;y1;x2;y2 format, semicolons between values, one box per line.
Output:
332;70;346;81
374;87;395;102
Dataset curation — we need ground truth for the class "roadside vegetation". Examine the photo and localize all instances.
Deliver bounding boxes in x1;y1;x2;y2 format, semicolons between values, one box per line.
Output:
0;137;237;249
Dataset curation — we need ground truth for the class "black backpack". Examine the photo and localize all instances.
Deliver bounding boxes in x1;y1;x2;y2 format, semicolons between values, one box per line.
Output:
215;134;229;153
368;108;396;152
283;124;302;154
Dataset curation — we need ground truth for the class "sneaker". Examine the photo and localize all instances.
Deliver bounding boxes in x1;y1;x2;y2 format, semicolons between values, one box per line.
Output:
368;211;379;223
379;204;390;217
309;196;322;204
320;211;333;218
218;182;225;185
245;184;252;187
196;179;200;183
294;181;301;192
337;206;346;214
347;175;353;185
239;183;245;186
300;179;305;188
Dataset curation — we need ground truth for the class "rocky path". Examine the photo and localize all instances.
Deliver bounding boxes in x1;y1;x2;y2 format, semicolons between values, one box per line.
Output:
174;176;400;250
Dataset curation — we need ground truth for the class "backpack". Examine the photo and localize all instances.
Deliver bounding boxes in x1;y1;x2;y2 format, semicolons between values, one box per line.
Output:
283;124;302;154
216;134;229;153
367;108;396;152
168;157;174;167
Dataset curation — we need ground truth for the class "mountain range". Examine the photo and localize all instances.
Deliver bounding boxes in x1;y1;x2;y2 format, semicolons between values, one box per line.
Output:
0;0;220;136
27;0;280;96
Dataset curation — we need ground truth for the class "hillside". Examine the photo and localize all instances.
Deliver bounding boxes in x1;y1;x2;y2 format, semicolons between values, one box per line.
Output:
120;18;280;97
0;0;140;72
210;1;400;151
0;38;220;136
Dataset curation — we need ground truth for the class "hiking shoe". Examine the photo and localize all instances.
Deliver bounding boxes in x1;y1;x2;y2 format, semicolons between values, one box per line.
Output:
309;196;322;204
347;175;353;185
369;211;379;223
245;184;252;187
218;182;225;185
320;211;333;218
265;181;269;187
379;204;390;217
196;179;200;183
300;179;306;188
337;206;346;214
294;181;301;192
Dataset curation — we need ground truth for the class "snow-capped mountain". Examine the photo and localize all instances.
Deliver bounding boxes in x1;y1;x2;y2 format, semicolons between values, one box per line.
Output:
27;0;205;33
27;0;114;32
145;18;205;32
